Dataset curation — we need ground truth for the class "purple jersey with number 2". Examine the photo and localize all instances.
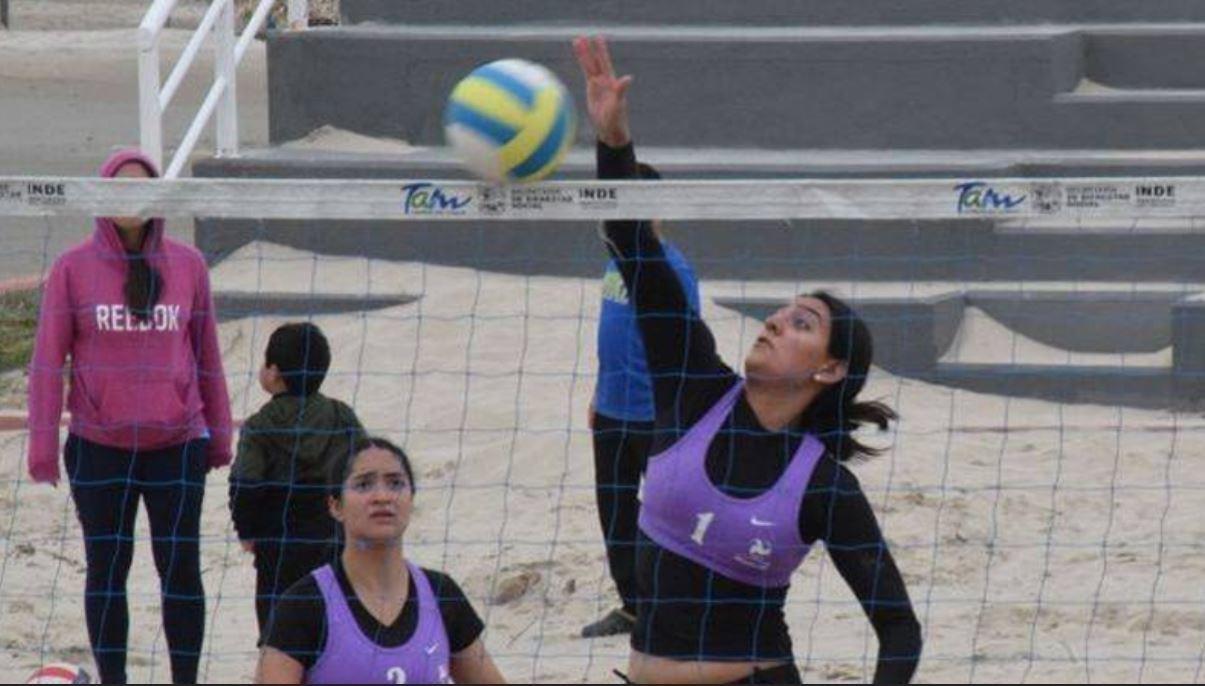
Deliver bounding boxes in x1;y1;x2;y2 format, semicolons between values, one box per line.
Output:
305;561;452;685
638;381;825;588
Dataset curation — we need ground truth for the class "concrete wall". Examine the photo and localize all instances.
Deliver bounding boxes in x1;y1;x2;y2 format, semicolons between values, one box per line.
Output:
266;27;1205;150
715;294;1205;409
342;0;1205;27
213;292;416;322
1083;31;1205;88
968;291;1177;352
211;4;1205;409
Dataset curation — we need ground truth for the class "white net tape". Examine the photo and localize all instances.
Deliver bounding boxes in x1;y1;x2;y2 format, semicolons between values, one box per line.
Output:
0;176;1195;221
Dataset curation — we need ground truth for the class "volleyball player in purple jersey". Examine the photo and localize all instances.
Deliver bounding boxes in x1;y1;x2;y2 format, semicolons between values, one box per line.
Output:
574;36;923;684
255;438;505;684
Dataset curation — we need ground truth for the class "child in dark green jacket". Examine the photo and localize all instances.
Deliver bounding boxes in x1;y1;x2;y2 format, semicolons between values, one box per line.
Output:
229;322;365;636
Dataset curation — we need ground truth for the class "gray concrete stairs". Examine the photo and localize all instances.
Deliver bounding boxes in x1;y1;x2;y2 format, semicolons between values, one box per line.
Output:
265;24;1205;150
196;6;1205;408
716;292;1205;410
340;0;1205;27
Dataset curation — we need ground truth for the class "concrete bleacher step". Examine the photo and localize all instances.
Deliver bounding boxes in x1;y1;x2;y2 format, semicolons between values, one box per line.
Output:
194;144;1205;284
266;24;1205;150
212;292;416;322
340;0;1205;27
715;293;1205;410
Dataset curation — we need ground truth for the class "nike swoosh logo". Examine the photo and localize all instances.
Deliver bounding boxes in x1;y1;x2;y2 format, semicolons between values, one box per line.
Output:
750;517;775;527
426;643;439;655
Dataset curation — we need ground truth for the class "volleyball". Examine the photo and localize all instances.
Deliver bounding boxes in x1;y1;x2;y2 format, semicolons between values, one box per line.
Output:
24;664;91;684
444;59;576;184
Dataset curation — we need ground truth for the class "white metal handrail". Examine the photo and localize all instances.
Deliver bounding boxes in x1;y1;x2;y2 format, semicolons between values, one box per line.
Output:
138;0;309;179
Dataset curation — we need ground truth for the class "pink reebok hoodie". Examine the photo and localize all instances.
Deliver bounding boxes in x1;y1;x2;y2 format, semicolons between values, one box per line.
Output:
26;150;233;483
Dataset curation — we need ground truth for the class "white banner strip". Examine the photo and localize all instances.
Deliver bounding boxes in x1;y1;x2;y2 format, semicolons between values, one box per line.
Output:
0;176;1197;222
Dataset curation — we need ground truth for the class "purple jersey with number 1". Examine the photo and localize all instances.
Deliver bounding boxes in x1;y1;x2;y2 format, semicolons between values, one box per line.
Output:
637;381;825;588
305;561;452;685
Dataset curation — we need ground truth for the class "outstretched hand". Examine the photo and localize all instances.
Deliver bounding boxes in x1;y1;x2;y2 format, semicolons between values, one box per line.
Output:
573;35;633;148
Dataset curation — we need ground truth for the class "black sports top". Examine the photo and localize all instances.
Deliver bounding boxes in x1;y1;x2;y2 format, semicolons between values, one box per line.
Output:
598;141;922;684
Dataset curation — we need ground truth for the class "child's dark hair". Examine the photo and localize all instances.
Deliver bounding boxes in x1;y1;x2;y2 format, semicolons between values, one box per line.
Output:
799;291;898;462
328;436;416;499
265;322;331;396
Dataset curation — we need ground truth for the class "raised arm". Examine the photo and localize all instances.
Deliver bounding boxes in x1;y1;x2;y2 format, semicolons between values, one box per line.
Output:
575;36;733;420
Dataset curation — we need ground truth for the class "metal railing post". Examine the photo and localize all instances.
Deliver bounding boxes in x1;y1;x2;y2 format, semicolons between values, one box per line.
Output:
142;0;280;177
214;0;239;158
138;25;165;170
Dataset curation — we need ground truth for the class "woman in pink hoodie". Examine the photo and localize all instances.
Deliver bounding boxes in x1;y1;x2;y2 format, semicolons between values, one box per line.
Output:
27;150;233;684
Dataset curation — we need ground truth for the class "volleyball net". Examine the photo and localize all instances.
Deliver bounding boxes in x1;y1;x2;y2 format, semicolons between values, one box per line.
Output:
0;175;1202;683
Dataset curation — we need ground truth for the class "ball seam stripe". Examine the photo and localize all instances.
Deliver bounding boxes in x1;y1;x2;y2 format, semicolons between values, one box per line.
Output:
523;115;575;182
445;102;519;148
471;64;536;108
511;92;572;180
497;85;561;176
448;77;529;129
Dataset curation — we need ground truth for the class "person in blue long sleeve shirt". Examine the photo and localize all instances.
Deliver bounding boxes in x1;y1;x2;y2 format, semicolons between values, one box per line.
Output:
582;162;702;638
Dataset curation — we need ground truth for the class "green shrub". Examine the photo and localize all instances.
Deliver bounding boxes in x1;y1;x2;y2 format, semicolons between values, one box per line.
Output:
0;288;39;372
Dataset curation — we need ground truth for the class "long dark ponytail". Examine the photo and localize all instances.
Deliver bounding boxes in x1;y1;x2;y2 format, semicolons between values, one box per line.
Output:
123;221;161;321
800;291;897;462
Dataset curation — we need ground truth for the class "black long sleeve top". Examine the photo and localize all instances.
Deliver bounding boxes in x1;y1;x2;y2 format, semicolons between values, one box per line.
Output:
598;141;922;684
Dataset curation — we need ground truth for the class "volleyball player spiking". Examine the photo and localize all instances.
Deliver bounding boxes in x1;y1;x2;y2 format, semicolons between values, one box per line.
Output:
574;36;923;684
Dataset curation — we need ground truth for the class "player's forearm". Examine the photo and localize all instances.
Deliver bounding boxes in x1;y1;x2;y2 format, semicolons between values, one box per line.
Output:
596;139;646;262
596;140;721;401
872;616;923;684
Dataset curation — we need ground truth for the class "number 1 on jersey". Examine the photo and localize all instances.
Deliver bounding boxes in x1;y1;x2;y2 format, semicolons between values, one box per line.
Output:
691;512;715;545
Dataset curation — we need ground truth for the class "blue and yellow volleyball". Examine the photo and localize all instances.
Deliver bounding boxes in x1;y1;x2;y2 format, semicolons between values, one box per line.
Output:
444;59;576;184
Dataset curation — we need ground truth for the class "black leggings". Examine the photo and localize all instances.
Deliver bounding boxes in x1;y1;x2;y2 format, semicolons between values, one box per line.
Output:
65;434;207;685
592;414;654;613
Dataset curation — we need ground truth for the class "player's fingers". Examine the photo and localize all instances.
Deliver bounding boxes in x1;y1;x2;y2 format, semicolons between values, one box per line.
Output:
616;75;634;98
572;36;597;77
595;35;617;77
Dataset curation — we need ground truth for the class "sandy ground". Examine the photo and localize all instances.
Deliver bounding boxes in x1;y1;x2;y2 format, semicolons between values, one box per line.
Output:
0;242;1202;684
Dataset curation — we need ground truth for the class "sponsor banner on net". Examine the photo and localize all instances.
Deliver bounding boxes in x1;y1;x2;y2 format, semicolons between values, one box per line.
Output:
1063;184;1132;210
576;186;620;210
1133;183;1176;208
472;184;622;216
1029;182;1063;215
955;181;1181;217
954;181;1028;215
476;185;508;216
508;186;577;211
1063;183;1177;211
400;182;474;216
0;181;69;208
0;182;22;204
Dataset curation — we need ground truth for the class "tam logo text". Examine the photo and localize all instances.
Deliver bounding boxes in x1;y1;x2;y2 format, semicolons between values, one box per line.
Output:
955;181;1026;214
401;182;472;215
